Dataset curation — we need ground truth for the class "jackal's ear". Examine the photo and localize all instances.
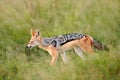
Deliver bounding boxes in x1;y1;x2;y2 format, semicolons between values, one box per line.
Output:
36;30;40;37
31;29;35;36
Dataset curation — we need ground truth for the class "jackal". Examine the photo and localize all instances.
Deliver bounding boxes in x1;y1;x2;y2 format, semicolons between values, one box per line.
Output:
26;29;108;66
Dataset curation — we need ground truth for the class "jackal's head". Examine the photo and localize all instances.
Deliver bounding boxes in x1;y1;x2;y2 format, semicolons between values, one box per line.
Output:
26;29;41;48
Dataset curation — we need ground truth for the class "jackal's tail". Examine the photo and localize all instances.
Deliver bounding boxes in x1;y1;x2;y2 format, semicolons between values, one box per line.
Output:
93;39;109;51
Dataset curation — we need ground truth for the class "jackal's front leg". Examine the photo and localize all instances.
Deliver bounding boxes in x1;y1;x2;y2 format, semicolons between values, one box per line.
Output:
60;52;67;64
48;45;58;66
51;53;58;66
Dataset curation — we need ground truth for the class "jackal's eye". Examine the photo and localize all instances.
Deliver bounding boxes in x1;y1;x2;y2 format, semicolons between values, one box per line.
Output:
31;41;33;43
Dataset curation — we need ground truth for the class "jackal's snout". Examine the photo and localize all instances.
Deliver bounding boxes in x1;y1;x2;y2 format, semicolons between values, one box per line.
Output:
26;45;32;48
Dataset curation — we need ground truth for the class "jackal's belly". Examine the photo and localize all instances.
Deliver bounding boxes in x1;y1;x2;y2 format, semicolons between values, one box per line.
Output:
57;40;80;52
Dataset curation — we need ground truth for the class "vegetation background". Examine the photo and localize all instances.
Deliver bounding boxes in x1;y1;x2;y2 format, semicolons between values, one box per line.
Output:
0;0;120;80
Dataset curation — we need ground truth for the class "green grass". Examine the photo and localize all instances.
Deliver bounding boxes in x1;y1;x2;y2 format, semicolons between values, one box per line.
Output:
0;0;120;80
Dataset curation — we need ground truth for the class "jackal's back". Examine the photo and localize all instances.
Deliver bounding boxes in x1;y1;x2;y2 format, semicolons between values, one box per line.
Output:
42;33;86;48
56;33;86;45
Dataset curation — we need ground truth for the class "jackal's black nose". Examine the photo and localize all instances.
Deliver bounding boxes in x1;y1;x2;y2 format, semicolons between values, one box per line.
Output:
26;46;28;48
26;46;32;48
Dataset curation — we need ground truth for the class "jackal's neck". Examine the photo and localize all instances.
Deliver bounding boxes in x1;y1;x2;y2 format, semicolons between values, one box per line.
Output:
38;37;50;51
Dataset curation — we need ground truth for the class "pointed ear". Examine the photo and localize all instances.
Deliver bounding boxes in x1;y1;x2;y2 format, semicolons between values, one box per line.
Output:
31;29;35;36
36;30;40;37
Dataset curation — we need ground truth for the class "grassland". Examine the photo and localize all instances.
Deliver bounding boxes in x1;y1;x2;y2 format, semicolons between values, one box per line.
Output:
0;0;120;80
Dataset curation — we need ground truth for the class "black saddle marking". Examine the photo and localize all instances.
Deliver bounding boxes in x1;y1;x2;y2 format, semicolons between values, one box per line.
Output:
50;33;86;47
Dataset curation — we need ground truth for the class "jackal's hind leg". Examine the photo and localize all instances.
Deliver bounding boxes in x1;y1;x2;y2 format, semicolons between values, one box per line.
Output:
74;47;85;60
80;36;94;54
60;52;67;64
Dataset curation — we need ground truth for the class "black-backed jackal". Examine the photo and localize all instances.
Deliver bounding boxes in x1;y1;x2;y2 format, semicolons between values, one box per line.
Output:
26;29;108;66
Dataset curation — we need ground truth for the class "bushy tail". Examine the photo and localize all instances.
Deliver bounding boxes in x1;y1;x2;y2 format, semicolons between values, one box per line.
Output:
93;39;109;51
